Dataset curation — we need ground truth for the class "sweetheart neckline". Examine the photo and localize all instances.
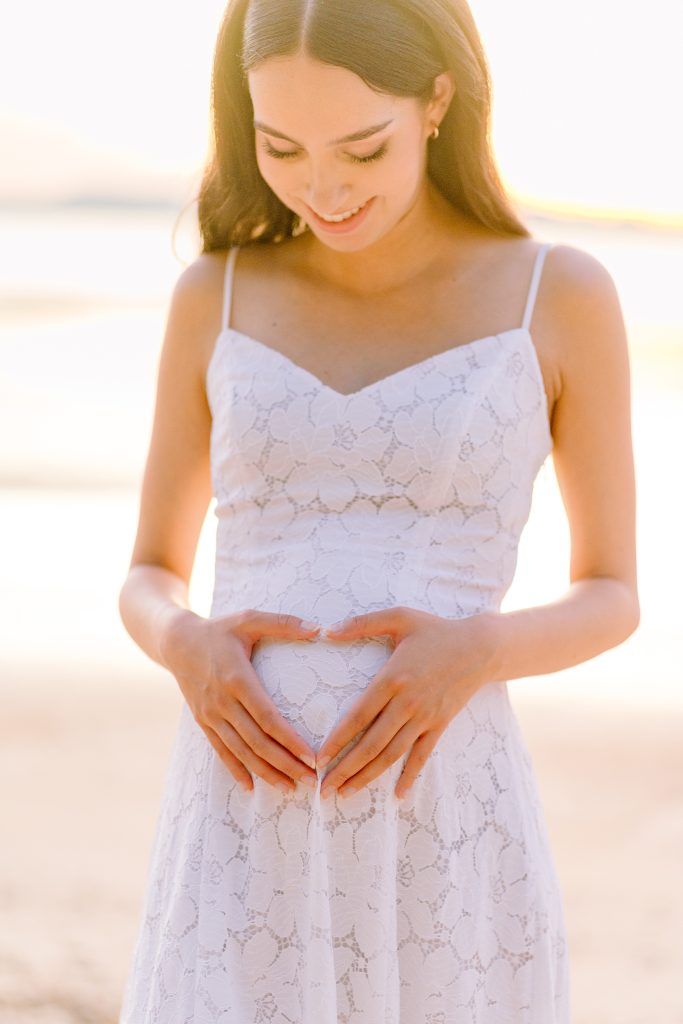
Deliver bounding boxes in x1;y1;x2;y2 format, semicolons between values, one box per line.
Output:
211;323;530;395
206;323;553;447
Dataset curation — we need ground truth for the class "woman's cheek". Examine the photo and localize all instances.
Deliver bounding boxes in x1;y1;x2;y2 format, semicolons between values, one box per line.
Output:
386;147;423;198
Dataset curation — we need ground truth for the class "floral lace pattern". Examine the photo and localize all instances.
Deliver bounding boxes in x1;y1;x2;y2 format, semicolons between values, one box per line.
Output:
119;243;570;1023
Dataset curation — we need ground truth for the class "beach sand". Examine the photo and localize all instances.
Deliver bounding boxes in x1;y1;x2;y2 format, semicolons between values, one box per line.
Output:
0;663;681;1024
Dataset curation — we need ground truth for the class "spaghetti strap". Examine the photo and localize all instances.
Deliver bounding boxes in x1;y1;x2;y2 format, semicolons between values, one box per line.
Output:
221;246;239;332
521;242;553;332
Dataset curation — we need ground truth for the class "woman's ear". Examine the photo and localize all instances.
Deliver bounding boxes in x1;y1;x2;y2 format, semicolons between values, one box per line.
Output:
428;70;456;123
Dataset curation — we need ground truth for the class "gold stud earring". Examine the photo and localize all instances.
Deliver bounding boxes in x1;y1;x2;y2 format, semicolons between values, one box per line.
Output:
430;125;440;140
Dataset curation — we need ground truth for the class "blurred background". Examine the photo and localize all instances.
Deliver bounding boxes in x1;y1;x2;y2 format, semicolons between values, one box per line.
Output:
1;0;681;1021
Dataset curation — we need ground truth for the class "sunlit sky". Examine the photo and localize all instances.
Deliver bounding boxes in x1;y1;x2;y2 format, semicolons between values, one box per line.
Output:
1;0;681;222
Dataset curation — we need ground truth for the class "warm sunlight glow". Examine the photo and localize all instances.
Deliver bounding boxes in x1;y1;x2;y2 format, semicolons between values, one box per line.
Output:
2;5;681;1015
471;0;683;223
0;0;681;223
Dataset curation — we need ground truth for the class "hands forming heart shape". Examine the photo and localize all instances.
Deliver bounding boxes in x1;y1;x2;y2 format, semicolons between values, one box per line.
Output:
161;604;500;800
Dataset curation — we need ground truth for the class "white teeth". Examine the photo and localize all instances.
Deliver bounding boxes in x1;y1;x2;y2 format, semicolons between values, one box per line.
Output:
317;201;367;223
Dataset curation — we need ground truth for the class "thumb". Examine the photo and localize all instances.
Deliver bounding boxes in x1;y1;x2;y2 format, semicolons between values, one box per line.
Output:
324;608;407;640
237;610;321;641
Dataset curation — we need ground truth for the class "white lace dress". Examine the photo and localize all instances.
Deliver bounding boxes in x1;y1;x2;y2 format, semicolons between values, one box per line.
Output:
119;241;570;1023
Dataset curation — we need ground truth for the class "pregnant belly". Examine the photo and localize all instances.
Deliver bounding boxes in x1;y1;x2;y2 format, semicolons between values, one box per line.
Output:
249;633;394;755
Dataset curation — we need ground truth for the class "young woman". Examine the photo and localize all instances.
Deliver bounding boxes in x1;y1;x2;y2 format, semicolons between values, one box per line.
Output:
118;0;639;1020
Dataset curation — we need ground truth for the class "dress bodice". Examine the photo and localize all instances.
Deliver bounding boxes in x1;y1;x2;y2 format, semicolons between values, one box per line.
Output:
205;245;553;626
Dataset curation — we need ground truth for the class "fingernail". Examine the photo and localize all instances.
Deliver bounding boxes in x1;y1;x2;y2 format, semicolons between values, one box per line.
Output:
339;784;357;798
317;754;331;769
301;753;317;770
276;781;291;794
326;619;348;632
300;619;320;631
300;775;317;790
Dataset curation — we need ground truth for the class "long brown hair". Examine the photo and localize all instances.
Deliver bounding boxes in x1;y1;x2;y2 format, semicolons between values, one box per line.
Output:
194;0;530;252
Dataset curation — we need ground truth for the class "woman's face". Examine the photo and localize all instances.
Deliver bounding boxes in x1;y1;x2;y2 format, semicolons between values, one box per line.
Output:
247;51;450;250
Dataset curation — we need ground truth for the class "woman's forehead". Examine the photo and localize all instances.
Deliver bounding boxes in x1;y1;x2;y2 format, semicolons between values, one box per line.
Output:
247;55;405;135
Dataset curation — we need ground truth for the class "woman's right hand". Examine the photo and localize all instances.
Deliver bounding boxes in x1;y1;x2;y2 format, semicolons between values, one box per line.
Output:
159;608;321;794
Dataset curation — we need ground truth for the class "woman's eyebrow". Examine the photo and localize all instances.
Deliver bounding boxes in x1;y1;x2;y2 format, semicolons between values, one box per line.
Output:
253;119;394;147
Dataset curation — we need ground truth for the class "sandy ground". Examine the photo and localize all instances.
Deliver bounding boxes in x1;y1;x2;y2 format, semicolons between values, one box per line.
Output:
0;662;681;1024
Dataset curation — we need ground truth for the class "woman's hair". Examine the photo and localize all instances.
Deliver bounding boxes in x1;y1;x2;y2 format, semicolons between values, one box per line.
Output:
193;0;530;252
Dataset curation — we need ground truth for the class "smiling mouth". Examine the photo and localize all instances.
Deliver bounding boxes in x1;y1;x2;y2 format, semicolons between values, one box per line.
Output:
308;198;372;222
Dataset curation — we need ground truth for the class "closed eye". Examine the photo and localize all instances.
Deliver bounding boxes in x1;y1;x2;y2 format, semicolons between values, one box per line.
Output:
260;140;389;165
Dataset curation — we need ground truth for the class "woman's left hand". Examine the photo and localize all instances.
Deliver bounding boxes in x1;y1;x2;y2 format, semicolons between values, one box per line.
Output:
316;607;500;800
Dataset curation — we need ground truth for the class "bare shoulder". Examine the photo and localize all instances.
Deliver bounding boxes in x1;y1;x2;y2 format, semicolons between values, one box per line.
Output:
546;242;622;310
174;248;230;319
165;248;234;382
173;248;230;306
177;239;290;318
537;242;629;412
543;242;627;352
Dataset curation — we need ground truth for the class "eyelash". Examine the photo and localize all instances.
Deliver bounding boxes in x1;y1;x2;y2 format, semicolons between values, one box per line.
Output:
260;140;389;164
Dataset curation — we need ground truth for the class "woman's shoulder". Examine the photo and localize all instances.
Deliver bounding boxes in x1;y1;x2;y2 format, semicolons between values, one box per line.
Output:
540;241;626;366
162;249;237;389
174;247;230;300
167;240;293;383
186;237;299;289
178;238;278;281
536;239;629;420
543;241;620;307
171;242;274;325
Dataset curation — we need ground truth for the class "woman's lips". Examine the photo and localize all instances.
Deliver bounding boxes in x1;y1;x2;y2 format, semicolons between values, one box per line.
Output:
305;197;375;234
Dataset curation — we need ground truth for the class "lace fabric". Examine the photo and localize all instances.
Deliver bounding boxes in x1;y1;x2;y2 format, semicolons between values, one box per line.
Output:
119;242;570;1023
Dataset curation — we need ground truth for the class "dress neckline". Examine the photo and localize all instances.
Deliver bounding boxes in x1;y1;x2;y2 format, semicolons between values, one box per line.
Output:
210;323;528;400
206;323;553;452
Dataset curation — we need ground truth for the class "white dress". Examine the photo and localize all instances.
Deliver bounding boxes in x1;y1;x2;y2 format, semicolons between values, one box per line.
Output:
119;240;570;1023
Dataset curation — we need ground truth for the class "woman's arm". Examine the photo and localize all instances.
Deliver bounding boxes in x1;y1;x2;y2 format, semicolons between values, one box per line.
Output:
119;563;196;670
484;243;640;683
118;254;321;788
118;257;217;667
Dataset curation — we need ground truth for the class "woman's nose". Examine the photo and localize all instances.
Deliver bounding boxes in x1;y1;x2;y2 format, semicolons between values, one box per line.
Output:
306;191;352;216
304;171;351;216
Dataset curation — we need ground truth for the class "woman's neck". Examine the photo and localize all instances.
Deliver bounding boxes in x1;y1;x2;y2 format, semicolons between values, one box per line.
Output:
298;178;484;299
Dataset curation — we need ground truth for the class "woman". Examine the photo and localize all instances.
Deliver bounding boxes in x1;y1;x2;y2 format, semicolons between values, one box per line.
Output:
118;0;639;1021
